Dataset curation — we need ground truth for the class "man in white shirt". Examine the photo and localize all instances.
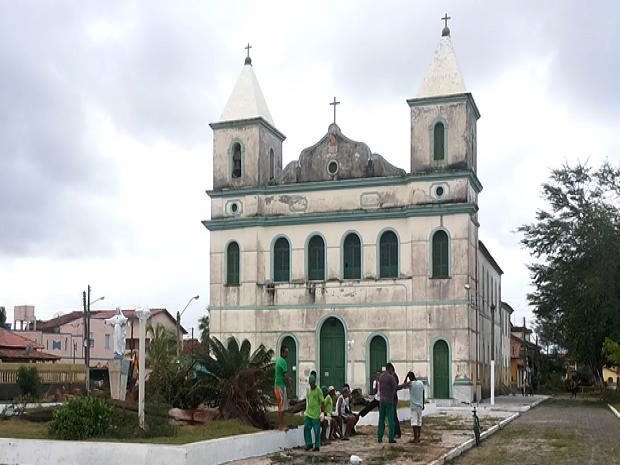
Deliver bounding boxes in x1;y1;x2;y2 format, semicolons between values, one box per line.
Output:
407;371;425;443
359;370;381;417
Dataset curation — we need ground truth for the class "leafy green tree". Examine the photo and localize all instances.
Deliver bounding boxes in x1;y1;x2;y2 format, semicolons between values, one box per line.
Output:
602;338;620;367
519;162;620;381
197;337;274;428
16;366;41;399
0;306;6;328
145;324;200;408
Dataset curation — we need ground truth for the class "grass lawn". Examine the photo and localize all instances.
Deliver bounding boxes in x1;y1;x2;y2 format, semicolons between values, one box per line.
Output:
613;403;620;413
0;411;305;445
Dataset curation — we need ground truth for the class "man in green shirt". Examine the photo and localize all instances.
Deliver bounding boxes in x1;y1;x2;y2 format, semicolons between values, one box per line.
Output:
304;374;324;451
274;346;292;431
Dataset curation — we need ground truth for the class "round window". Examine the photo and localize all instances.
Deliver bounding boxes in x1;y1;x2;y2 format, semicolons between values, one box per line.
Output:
231;203;239;213
327;160;339;176
435;186;444;197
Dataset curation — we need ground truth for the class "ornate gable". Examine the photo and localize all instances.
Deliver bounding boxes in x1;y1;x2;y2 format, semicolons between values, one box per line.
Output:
277;123;405;185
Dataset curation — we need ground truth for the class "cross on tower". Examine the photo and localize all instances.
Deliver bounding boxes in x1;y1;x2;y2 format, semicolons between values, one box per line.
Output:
244;43;252;65
329;96;340;124
442;13;451;29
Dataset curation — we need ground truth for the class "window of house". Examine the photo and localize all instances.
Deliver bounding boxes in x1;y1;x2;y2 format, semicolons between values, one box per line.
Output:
269;148;275;180
273;237;291;282
343;233;362;279
52;340;61;350
431;230;449;278
307;235;325;280
89;332;94;349
379;230;398;278
105;334;111;350
232;142;242;178
227;241;240;285
433;122;445;161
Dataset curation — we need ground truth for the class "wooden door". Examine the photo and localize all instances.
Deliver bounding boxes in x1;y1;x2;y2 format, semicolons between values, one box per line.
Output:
433;340;450;399
320;318;345;389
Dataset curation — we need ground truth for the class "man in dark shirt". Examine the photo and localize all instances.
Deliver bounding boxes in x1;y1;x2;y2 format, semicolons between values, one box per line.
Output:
377;363;408;443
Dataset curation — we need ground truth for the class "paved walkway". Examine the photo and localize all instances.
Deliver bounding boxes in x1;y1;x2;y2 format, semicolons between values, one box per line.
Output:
450;397;620;465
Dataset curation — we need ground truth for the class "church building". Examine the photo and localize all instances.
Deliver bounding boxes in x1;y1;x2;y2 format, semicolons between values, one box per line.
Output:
204;22;511;403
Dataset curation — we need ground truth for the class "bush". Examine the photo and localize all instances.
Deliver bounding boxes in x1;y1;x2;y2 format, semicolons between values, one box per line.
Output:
48;396;113;440
16;366;41;399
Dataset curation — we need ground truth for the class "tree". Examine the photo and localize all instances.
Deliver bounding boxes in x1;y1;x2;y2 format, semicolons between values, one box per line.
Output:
198;314;210;354
145;324;199;408
0;306;6;328
602;338;620;367
519;162;620;381
196;337;274;428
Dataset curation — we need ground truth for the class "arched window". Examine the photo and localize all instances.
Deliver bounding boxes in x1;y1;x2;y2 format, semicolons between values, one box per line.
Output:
379;230;398;278
269;148;275;180
273;237;290;282
226;241;240;285
343;233;361;279
433;122;445;161
231;142;242;178
307;235;325;281
431;230;449;278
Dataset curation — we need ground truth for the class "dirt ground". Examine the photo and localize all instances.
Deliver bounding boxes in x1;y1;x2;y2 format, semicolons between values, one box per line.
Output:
230;414;502;465
450;397;620;465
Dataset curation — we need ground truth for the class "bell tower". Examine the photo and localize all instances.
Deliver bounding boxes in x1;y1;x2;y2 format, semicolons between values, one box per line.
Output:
407;19;479;174
210;46;285;190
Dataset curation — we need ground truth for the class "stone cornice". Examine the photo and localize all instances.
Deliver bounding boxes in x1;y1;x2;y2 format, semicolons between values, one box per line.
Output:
203;202;478;231
209;116;286;141
207;170;483;198
406;92;481;120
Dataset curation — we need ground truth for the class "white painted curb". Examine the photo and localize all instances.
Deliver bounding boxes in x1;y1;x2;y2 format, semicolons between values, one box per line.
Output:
608;403;620;421
0;427;306;465
427;398;546;465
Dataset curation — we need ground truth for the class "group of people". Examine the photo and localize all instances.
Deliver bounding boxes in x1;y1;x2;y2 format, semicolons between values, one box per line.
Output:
274;346;426;452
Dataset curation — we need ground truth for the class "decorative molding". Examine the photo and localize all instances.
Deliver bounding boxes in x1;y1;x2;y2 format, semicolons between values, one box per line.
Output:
207;170;483;197
204;202;478;231
360;191;382;208
406;92;481;120
287;195;308;213
210;116;286;141
208;298;470;311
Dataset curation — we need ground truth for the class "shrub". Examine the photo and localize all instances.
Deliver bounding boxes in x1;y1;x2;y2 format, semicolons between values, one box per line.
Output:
48;396;113;440
16;366;41;399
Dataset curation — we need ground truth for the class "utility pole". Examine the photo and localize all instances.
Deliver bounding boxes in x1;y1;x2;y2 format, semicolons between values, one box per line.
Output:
522;316;527;395
82;289;90;393
490;303;496;405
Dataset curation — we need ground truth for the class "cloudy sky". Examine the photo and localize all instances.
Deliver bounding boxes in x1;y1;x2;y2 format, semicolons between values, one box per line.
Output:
1;1;618;335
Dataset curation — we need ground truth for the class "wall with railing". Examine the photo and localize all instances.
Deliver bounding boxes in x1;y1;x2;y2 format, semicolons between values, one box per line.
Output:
0;363;85;385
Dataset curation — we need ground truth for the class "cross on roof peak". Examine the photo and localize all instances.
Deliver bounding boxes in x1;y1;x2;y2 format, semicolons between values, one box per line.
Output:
329;96;341;124
244;42;253;65
441;13;451;36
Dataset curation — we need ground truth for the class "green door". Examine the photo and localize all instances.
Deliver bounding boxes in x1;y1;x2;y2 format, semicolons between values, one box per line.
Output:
433;340;450;399
369;336;387;393
320;318;345;389
281;336;297;399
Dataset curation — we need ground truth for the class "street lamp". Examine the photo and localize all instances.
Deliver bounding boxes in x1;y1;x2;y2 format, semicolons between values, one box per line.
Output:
176;295;199;357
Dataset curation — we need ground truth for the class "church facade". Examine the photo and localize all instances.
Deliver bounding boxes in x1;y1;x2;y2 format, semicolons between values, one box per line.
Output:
204;26;511;403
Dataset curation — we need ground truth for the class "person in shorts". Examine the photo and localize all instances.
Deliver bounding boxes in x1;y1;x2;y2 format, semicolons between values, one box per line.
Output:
274;346;292;430
407;371;425;443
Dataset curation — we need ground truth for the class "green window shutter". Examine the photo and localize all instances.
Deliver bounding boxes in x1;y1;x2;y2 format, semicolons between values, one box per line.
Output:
343;234;361;279
226;242;240;284
273;238;290;282
432;230;449;278
379;231;398;278
308;235;325;281
433;122;445;161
